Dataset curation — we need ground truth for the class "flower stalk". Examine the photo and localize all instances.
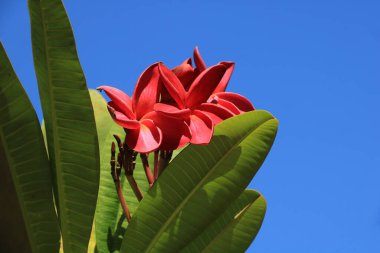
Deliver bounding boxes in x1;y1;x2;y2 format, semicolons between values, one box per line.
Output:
113;134;144;207
110;142;131;222
122;138;144;202
156;150;173;178
140;153;154;187
153;150;159;180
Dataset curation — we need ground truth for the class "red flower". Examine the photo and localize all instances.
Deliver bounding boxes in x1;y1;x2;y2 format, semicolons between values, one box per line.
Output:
97;63;163;153
171;47;235;92
98;63;191;152
98;48;254;152
155;48;254;145
156;63;227;145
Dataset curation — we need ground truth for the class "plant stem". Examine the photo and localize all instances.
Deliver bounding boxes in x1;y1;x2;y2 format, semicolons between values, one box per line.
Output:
110;140;131;221
123;147;143;201
126;174;143;201
115;180;131;222
156;150;173;178
153;151;159;180
140;153;154;187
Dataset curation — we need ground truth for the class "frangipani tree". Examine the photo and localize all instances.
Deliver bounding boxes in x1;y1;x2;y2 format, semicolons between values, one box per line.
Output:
0;1;278;253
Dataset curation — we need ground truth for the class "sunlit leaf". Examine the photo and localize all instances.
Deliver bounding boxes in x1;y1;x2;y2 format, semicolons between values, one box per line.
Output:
121;110;278;253
29;0;100;252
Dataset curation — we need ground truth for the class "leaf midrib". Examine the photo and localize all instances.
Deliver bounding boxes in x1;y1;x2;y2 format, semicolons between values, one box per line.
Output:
143;116;273;253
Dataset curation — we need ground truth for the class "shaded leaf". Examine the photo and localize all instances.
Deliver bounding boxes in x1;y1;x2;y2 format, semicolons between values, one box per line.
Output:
0;42;60;253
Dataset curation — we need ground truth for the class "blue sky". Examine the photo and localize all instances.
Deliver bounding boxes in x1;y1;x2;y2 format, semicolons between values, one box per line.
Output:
1;0;380;252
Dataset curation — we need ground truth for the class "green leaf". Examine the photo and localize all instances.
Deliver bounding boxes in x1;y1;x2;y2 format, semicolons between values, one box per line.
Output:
120;110;278;253
181;190;266;253
90;90;149;253
28;1;100;252
0;43;60;253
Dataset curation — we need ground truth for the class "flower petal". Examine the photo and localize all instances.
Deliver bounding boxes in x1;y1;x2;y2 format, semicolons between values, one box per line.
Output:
126;119;162;153
172;58;195;90
144;111;191;150
186;64;227;108
207;95;240;115
132;63;161;119
194;47;206;73
158;63;187;108
217;99;241;114
153;103;191;119
189;110;214;145
213;61;235;93
194;103;235;125
107;104;140;129
213;92;254;112
97;86;135;119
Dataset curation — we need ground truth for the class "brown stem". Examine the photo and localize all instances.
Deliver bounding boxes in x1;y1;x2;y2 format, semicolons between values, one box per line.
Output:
140;153;154;187
166;150;173;161
153;151;159;180
123;147;143;201
110;142;116;179
115;181;131;222
110;141;131;221
126;174;143;201
156;150;173;178
123;151;132;174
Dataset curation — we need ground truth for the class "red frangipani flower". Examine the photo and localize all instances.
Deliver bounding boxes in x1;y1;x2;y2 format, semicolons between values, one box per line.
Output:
161;47;235;100
155;49;254;145
156;63;225;145
161;48;254;123
97;63;163;153
98;63;191;153
98;48;254;152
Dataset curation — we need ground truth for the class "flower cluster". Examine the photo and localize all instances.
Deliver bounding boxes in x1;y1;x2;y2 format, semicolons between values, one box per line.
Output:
98;48;254;154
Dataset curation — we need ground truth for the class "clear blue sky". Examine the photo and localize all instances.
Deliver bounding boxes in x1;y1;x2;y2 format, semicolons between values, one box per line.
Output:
1;1;379;252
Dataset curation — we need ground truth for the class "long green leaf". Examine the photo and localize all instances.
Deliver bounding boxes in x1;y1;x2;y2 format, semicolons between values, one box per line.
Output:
181;190;266;253
120;110;278;253
28;1;100;252
0;43;60;253
90;90;149;253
